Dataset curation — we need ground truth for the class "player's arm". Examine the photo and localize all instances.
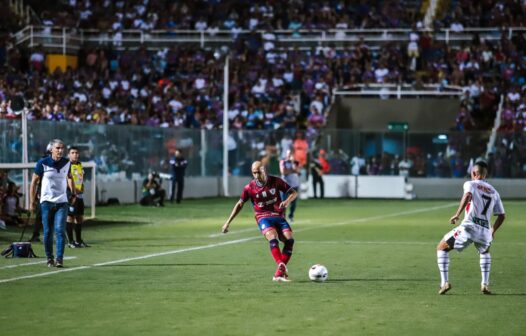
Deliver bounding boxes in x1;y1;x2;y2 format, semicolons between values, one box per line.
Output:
29;173;41;212
222;200;245;234
491;213;505;238
449;192;472;224
78;168;85;193
67;171;76;198
279;188;298;209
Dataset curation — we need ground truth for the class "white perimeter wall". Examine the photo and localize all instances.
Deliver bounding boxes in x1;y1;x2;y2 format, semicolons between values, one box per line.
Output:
85;175;526;206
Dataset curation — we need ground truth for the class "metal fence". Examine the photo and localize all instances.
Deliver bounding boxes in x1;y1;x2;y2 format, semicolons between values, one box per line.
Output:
2;120;523;178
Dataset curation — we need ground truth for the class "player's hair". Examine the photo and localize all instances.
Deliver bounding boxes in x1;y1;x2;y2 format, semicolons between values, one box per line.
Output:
474;161;488;177
69;146;79;152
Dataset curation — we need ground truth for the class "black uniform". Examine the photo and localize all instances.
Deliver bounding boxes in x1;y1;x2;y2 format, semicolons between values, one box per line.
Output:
170;155;188;203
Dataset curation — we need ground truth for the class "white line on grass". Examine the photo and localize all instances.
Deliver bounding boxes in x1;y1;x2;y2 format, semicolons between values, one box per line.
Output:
0;256;77;269
0;203;455;284
0;238;257;284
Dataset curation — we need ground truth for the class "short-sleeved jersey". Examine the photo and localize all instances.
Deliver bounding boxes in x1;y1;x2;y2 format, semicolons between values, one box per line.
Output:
34;157;71;204
280;159;300;188
240;175;293;222
70;162;84;197
462;179;505;229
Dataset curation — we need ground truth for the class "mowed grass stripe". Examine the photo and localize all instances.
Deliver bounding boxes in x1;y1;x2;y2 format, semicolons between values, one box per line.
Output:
0;202;454;284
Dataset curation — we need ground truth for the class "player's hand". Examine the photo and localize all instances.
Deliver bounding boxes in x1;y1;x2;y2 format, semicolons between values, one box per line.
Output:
221;222;230;234
279;201;288;209
449;215;459;225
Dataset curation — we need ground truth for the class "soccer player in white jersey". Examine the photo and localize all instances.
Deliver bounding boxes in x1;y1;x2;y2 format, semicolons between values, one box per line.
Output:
436;161;505;295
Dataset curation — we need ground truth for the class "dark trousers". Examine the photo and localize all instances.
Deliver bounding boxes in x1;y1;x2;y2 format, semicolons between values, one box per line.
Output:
32;205;43;237
312;174;324;199
282;187;299;219
171;178;184;203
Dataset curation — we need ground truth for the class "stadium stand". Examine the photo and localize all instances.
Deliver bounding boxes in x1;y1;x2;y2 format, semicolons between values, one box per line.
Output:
1;0;525;178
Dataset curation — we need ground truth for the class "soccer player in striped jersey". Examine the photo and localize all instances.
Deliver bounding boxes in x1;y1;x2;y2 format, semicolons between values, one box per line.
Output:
436;161;505;295
66;146;89;248
222;161;298;282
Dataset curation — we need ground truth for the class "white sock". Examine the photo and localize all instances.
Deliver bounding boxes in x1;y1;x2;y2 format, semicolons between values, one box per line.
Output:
480;253;491;285
437;250;449;287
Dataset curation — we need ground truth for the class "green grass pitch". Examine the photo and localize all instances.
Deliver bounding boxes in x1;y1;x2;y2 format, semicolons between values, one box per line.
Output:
1;198;525;335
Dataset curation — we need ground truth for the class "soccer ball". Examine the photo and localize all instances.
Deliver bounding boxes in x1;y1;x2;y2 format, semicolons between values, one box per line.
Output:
308;264;328;282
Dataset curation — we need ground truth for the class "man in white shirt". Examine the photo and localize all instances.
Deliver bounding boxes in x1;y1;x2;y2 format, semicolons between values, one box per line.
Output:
30;139;75;268
436;161;505;295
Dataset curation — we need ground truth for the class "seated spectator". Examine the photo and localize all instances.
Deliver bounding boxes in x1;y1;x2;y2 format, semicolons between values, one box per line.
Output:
2;182;26;226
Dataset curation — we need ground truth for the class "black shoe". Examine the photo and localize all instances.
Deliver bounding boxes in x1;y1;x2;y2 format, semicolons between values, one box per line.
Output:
78;240;90;248
68;241;80;248
47;258;55;267
55;259;63;268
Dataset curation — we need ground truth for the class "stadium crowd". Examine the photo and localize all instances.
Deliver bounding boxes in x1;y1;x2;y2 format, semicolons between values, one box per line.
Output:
0;0;525;178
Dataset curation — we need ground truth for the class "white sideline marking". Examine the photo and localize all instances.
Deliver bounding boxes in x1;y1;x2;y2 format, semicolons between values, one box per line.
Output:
0;238;257;284
0;257;77;269
0;203;455;284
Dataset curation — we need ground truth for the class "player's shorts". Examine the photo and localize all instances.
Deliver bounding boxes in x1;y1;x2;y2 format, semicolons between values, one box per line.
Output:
68;198;85;217
257;217;292;235
442;224;492;253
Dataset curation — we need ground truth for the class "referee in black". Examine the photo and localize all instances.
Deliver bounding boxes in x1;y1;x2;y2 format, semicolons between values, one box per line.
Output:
169;149;188;203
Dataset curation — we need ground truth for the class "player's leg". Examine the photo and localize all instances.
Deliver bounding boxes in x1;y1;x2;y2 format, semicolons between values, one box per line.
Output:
312;175;318;198
40;202;54;266
158;189;166;206
176;178;184;203
73;198;87;246
277;226;294;265
436;239;452;294
437;226;471;294
66;212;77;248
54;203;68;267
29;206;42;242
264;228;282;265
476;243;492;294
320;176;324;199
170;178;175;202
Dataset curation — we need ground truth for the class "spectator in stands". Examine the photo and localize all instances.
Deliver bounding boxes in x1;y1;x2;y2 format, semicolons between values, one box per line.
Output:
350;151;366;176
292;132;309;169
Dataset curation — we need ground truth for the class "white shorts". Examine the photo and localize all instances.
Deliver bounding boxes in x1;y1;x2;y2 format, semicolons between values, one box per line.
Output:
442;224;492;253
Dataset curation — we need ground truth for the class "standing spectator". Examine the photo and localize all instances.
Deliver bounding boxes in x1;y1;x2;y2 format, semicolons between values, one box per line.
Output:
292;132;309;169
280;149;300;222
169;149;187;203
398;156;412;177
66;146;89;248
310;149;331;199
29;139;75;268
350;151;366;176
